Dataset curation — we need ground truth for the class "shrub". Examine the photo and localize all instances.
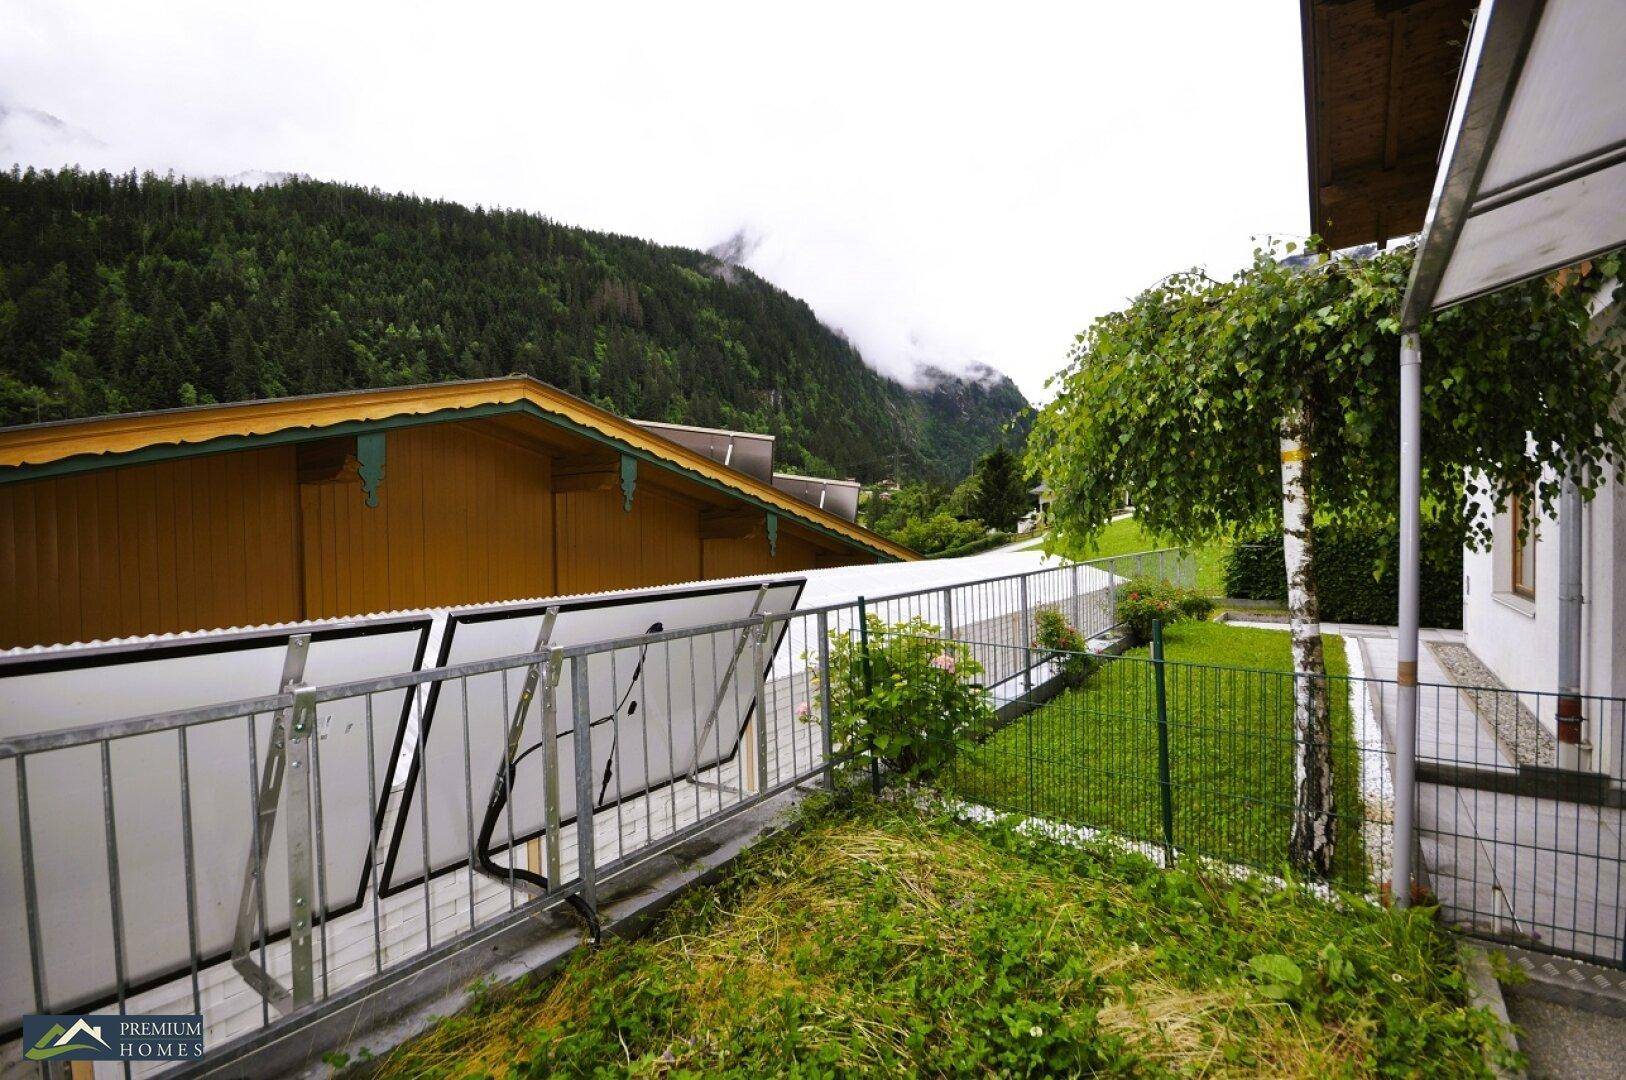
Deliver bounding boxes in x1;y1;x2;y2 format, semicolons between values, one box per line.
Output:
1179;591;1215;621
1116;576;1209;642
1032;607;1098;688
818;615;994;779
894;512;987;556
1223;526;1462;628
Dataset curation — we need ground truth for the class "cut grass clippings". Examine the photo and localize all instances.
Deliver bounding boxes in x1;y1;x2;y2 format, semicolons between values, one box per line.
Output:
948;620;1370;889
371;796;1509;1078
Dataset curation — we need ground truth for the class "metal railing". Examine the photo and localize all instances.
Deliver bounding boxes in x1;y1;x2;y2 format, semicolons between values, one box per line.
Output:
6;544;1623;1078
880;627;1393;894
874;626;1625;970
0;550;1183;1072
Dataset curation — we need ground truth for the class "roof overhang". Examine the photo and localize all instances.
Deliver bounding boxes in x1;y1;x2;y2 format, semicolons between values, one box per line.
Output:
1401;0;1626;323
1300;0;1477;250
0;376;917;562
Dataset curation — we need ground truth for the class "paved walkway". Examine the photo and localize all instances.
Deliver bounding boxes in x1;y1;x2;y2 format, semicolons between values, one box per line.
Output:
1346;625;1625;966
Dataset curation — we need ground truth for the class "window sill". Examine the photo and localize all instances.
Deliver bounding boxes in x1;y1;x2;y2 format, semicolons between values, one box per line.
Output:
1491;592;1536;618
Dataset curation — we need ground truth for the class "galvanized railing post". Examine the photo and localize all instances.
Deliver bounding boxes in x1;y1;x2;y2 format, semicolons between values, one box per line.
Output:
1110;558;1120;630
1070;563;1083;633
816;610;834;789
1019;575;1034;694
857;596;880;795
570;656;598;922
284;683;318;1008
753;619;770;795
540;646;564;887
16;757;50;1020
941;587;954;638
1151;621;1175;865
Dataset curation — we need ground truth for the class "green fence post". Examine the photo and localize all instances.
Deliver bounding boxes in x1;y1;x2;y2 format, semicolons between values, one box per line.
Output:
858;596;881;795
1152;620;1175;865
1025;701;1036;816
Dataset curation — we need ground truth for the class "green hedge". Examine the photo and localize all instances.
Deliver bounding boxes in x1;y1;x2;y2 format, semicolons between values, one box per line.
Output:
927;530;1016;560
1224;528;1462;629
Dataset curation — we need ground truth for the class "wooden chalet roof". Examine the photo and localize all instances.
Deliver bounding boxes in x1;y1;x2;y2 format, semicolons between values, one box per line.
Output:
0;376;917;562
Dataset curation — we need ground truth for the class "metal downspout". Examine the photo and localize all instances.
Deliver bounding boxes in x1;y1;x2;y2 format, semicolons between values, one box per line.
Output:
1393;329;1422;908
1557;471;1587;770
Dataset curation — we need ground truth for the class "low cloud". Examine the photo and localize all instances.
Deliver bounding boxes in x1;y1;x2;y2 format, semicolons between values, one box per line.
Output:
2;2;1309;403
0;101;107;159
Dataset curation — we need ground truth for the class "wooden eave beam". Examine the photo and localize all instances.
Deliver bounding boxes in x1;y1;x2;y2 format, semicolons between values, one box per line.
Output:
700;507;762;541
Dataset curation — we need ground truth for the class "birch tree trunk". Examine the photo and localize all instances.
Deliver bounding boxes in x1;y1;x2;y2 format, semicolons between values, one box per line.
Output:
1279;404;1336;876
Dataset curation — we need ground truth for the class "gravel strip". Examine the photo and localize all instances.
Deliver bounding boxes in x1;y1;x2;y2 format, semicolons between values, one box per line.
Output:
1428;642;1555;766
1505;990;1626;1079
1346;636;1393;892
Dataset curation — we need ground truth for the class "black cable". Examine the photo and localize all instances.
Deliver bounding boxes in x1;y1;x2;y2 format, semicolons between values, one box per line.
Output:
472;626;660;945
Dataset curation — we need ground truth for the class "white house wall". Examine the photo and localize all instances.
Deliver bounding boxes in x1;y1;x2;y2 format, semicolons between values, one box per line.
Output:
1462;470;1626;778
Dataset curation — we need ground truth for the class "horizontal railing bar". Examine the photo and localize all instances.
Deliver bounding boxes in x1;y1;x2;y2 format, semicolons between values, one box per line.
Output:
308;651;556;702
0;693;293;758
0;551;1179;752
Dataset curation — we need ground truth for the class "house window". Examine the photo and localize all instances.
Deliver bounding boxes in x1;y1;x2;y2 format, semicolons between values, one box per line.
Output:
1510;488;1536;599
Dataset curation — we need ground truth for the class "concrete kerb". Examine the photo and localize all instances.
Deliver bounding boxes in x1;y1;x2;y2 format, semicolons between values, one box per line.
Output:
1459;944;1526;1079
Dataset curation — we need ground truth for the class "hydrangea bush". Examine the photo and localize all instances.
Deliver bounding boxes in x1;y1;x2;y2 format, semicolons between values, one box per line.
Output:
814;615;994;780
1116;576;1214;642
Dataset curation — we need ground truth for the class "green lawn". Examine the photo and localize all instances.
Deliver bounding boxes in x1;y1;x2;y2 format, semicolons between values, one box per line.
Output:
1042;516;1231;596
371;798;1505;1078
947;620;1370;888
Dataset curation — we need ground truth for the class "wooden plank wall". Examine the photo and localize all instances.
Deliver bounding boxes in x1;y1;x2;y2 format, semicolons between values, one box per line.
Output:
0;420;872;649
554;486;703;595
299;423;553;619
700;530;819;580
0;448;303;648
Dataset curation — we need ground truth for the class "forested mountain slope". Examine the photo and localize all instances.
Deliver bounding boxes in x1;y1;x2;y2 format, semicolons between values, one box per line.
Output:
0;169;1029;480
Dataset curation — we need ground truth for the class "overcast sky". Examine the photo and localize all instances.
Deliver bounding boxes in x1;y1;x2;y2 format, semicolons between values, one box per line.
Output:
1;1;1309;401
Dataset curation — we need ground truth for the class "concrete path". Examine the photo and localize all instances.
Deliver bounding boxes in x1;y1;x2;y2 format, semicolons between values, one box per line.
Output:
1344;626;1625;966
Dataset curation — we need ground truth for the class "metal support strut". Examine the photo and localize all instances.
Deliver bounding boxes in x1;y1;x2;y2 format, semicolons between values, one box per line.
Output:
688;583;771;778
231;634;314;1013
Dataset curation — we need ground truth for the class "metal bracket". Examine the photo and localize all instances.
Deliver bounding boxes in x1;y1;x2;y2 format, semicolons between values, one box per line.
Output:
357;432;386;508
539;643;564;887
230;634;312;1014
688;584;770;778
619;453;637;512
752;622;770;793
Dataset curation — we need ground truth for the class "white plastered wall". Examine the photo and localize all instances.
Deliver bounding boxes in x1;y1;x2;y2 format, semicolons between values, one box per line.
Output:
1462;468;1625;778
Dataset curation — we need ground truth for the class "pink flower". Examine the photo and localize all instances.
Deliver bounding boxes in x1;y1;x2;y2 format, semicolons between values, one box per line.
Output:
796;702;812;721
930;653;957;673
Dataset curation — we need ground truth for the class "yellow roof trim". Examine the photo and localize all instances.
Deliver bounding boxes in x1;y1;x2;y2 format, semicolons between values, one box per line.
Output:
0;377;918;561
